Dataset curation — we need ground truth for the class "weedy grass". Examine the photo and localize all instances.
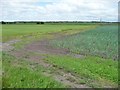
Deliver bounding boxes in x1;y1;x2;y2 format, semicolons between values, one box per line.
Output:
2;52;64;88
50;25;118;60
44;55;118;87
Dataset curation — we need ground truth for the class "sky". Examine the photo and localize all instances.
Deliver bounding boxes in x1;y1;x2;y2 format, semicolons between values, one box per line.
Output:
0;0;119;22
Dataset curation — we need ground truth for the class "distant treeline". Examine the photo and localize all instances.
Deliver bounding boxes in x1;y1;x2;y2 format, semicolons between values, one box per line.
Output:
0;21;118;24
0;21;45;24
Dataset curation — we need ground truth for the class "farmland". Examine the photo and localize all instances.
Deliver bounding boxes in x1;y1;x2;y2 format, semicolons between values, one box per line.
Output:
50;25;118;60
2;24;96;42
1;23;118;88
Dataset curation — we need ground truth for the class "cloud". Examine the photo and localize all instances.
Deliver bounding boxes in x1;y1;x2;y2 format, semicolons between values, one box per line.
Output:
1;0;119;21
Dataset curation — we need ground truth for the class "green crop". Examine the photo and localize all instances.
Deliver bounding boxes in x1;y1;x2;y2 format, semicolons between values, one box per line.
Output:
50;25;118;60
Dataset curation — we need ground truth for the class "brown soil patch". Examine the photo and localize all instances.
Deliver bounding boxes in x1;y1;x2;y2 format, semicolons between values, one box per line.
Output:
24;39;69;55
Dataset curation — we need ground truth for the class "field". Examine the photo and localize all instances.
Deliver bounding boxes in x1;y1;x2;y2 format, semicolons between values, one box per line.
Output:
2;24;96;42
50;25;118;60
1;23;118;88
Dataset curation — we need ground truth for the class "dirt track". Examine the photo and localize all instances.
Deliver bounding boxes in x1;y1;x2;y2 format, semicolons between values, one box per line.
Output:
0;40;20;51
2;33;88;88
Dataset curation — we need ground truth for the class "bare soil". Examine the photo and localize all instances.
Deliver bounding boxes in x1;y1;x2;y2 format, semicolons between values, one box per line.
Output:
1;40;20;51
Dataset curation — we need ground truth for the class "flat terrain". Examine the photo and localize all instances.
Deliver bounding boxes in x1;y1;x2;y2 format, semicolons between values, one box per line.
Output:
50;25;118;60
2;24;96;42
1;23;118;88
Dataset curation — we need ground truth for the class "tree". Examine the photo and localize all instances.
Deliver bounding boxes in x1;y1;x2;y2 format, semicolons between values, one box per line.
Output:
36;22;40;24
1;21;6;24
41;22;44;24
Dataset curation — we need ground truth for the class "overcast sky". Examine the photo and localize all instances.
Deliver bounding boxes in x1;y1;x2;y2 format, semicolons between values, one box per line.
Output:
0;0;119;22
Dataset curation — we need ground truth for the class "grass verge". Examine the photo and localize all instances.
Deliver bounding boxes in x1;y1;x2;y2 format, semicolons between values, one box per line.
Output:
44;54;118;88
2;52;64;88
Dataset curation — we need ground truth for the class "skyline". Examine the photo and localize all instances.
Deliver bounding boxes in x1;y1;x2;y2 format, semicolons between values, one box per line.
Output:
1;0;119;22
